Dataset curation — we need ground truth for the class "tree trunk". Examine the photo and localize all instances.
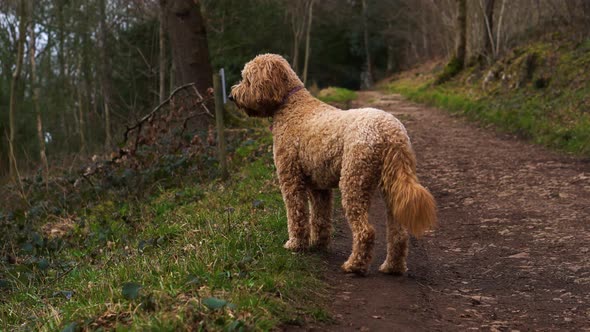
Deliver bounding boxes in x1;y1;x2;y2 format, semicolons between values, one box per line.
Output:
387;44;395;73
495;0;506;57
159;0;167;103
57;0;70;148
361;0;373;89
99;0;113;148
302;0;314;86
288;2;306;74
291;31;300;74
76;54;87;153
456;0;467;68
164;0;213;132
8;0;27;180
481;0;495;58
29;2;49;181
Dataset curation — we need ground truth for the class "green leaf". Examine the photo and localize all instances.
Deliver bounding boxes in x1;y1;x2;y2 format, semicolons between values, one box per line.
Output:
202;297;232;310
227;319;246;332
21;242;34;253
32;232;44;247
122;282;142;300
38;258;50;270
0;279;10;289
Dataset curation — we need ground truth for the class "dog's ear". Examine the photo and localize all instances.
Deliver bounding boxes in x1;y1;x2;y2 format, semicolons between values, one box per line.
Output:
255;56;293;111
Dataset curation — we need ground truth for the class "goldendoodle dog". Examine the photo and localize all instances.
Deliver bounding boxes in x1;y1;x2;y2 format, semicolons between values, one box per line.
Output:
230;54;436;275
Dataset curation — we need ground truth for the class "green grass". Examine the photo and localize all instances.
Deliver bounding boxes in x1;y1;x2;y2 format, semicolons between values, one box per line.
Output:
317;87;358;104
0;132;328;331
387;37;590;156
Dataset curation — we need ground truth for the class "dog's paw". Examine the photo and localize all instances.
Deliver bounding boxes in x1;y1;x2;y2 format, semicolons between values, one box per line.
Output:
378;261;407;275
341;260;368;276
309;237;330;251
283;239;308;251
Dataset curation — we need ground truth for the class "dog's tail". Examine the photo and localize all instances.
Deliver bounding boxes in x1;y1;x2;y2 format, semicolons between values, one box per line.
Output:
380;143;436;237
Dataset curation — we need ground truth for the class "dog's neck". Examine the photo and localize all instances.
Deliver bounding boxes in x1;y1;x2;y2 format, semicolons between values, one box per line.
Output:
279;86;304;108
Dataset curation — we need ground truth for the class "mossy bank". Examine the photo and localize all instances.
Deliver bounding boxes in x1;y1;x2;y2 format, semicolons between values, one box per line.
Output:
387;35;590;156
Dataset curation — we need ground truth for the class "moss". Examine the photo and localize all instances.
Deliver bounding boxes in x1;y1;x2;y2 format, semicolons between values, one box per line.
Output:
435;56;463;85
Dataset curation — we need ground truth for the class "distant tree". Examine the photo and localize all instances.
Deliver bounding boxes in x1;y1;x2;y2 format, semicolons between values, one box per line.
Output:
456;0;467;68
285;1;308;74
99;0;113;148
159;0;167;103
302;0;315;85
360;0;373;89
28;0;49;181
480;0;495;59
8;0;27;180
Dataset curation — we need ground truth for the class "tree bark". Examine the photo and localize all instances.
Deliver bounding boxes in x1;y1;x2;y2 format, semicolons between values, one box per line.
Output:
29;1;49;181
287;2;307;74
56;0;70;146
495;0;506;57
8;0;27;180
159;0;167;103
481;0;495;58
76;54;87;153
302;0;314;86
99;0;113;148
361;0;373;88
456;0;467;68
164;0;213;132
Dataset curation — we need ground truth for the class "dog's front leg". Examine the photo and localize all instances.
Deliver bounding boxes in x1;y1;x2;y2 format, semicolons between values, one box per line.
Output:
309;189;333;249
278;172;310;251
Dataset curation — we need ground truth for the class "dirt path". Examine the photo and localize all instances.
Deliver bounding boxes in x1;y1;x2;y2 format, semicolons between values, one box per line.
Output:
298;91;590;331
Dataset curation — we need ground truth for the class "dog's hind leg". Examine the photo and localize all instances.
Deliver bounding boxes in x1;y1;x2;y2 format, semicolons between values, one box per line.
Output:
339;154;378;275
340;188;374;275
309;189;333;249
379;205;409;275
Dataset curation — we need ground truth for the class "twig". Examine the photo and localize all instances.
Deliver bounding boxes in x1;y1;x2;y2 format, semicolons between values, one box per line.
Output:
191;85;214;118
123;82;204;142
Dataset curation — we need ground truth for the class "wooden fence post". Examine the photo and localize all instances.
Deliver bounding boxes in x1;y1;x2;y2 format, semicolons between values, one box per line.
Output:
213;74;228;179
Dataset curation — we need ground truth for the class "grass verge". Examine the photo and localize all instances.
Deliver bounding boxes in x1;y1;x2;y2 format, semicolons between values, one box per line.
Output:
317;87;358;106
0;130;328;331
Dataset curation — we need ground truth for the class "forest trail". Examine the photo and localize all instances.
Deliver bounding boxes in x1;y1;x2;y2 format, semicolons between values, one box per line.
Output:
301;91;590;331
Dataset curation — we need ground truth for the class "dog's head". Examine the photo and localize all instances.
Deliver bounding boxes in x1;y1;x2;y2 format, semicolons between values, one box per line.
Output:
230;54;303;117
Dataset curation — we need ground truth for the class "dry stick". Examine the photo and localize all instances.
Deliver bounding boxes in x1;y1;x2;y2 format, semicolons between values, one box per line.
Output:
190;85;214;117
123;82;212;143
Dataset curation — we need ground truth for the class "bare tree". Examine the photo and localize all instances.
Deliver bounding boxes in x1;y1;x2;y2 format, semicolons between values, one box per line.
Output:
99;0;113;148
286;1;308;74
361;0;373;88
456;0;467;68
8;0;27;180
159;0;167;103
28;0;49;181
480;0;495;59
302;0;315;85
